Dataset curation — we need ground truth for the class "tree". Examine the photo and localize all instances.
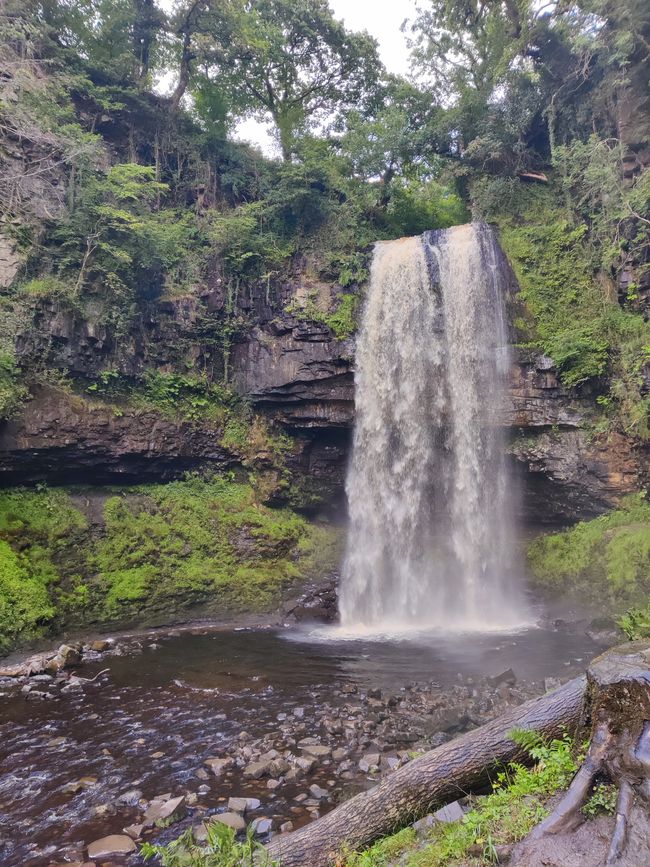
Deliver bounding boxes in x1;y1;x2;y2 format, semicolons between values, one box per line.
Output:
177;0;383;160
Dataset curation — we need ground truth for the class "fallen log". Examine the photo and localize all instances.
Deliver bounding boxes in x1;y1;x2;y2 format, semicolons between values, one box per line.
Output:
266;674;587;866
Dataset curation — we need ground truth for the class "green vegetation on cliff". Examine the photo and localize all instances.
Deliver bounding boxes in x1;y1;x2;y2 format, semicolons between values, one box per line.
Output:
528;493;650;607
0;478;341;654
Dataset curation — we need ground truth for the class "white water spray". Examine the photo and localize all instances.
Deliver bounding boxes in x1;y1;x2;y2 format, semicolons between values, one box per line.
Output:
339;223;528;633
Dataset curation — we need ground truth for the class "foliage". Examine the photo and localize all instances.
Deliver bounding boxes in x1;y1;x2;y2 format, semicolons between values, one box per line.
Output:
582;782;618;818
528;493;650;604
178;0;383;160
347;731;579;866
286;291;358;341
482;177;650;436
0;351;28;420
141;820;278;866
618;601;650;640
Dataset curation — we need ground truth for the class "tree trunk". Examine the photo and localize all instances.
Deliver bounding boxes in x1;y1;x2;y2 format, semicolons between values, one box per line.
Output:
522;640;650;865
265;675;587;867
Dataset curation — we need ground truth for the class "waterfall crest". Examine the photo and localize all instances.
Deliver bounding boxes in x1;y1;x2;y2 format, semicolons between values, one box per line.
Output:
339;223;528;632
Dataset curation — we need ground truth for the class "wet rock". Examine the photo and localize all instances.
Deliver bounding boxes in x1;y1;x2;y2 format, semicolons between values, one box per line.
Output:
358;753;380;773
244;759;273;779
123;823;144;839
44;656;66;675
58;644;82;667
204;756;234;776
300;743;331;758
215;812;246;831
90;639;112;652
280;821;294;833
487;668;517;687
87;835;136;859
267;778;281;790
63;776;98;794
143;795;186;826
228;796;260;813
252;816;273;835
309;784;329;800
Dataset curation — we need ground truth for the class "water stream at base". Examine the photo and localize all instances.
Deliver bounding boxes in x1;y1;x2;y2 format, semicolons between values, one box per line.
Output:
340;224;528;632
0;624;601;865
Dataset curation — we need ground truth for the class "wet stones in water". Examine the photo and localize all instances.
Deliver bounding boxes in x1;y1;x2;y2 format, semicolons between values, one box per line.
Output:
228;796;261;813
204;756;233;776
143;795;186;827
87;834;136;859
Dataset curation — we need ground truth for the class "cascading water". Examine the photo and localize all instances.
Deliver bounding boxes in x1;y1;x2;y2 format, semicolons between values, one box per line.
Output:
339;223;528;632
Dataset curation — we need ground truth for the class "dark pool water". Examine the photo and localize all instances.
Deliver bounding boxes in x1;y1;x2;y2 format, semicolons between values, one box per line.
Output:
0;623;603;866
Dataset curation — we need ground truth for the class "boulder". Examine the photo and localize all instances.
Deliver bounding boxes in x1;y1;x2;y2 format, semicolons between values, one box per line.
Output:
87;835;136;859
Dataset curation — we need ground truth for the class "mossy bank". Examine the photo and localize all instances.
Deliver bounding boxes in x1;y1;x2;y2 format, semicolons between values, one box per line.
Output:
0;476;342;655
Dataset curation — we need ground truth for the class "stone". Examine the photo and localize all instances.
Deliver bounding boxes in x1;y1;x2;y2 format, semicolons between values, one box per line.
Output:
228;796;260;813
280;821;294;833
243;759;273;779
63;776;98;794
358;753;380;773
267;778;281;790
58;644;82;666
123;823;144;839
487;668;517;687
434;800;467;823
300;744;331;758
309;784;329;800
143;795;186;826
90;640;111;652
87;835;136;859
251;817;273;835
214;812;246;831
544;677;562;693
204;756;233;776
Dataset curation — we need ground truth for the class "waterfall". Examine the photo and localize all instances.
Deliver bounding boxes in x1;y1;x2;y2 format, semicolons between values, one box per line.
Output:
339;223;528;632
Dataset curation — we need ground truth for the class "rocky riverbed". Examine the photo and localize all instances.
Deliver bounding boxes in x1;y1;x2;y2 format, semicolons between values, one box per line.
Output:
0;615;614;866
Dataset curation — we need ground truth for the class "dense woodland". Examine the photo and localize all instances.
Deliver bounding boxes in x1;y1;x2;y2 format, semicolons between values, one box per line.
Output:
1;3;650;865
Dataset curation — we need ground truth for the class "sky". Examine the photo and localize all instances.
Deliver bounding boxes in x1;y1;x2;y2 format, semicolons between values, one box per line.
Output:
157;0;419;156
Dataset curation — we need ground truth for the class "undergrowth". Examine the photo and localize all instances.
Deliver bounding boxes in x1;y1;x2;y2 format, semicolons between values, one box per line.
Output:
480;179;650;439
527;493;650;605
141;822;278;867
347;730;579;867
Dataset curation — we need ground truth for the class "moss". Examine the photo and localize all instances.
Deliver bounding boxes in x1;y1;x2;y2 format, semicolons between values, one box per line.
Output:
286;290;358;340
0;477;339;653
527;493;650;605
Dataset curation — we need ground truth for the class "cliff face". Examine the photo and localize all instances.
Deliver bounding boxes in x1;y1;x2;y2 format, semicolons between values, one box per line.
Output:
0;284;646;523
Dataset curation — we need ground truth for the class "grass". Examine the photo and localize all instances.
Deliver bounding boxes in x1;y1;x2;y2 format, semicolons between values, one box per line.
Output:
347;730;580;866
527;493;650;605
141;821;278;866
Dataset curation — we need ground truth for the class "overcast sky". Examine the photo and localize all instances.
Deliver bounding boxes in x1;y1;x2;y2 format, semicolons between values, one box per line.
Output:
157;0;418;155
